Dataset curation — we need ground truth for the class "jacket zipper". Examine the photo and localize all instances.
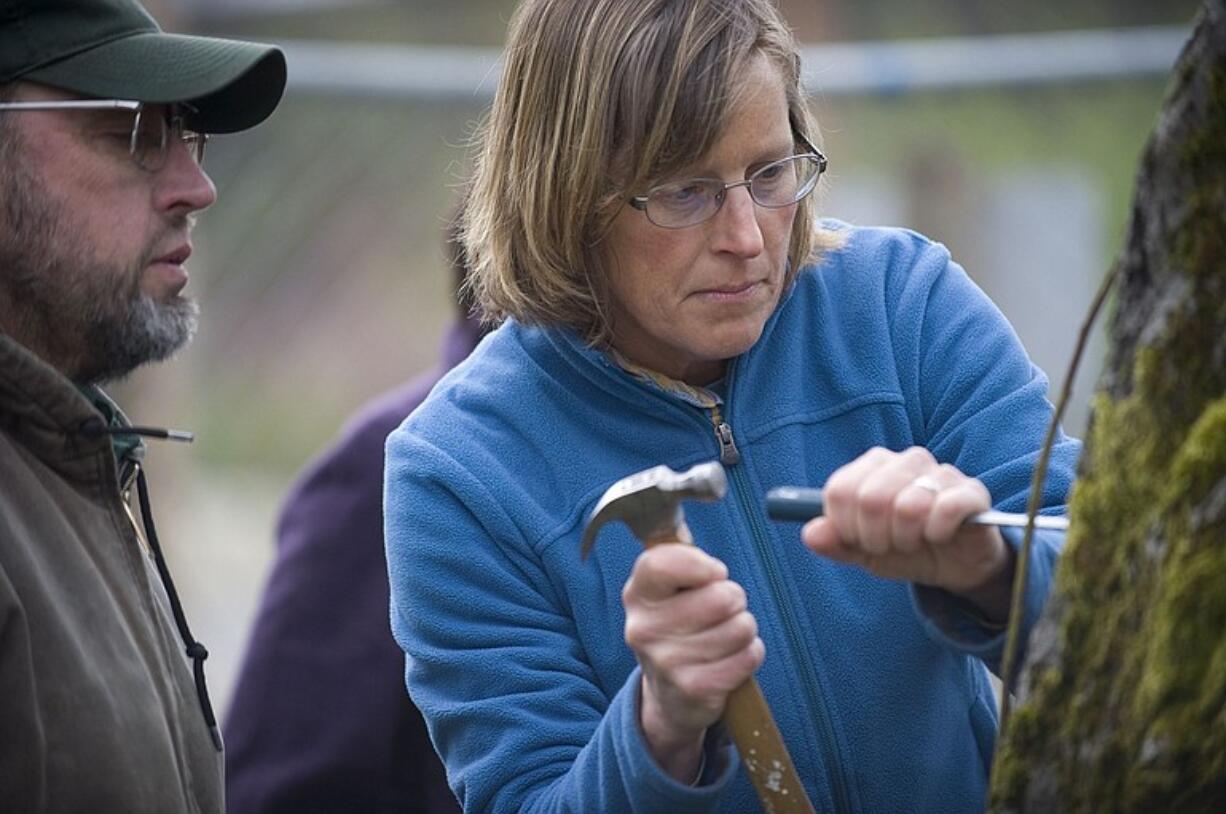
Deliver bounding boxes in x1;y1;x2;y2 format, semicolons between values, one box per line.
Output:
711;406;741;466
706;399;854;813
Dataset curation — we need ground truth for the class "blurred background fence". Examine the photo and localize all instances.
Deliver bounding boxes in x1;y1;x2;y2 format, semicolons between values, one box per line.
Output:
123;0;1199;715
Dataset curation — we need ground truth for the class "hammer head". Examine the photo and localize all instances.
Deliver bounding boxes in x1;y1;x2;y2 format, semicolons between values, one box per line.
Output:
580;461;727;559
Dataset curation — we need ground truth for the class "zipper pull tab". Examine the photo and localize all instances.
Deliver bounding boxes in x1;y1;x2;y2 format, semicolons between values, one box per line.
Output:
716;421;741;466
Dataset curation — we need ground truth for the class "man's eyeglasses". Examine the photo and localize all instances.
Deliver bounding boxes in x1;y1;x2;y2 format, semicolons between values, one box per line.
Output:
628;135;828;230
0;99;208;172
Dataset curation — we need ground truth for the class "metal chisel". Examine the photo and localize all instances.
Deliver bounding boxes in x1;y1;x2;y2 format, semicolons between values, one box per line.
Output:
764;486;1070;531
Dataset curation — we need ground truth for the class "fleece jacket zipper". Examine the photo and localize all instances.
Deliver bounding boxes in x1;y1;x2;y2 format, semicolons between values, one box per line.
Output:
705;373;854;813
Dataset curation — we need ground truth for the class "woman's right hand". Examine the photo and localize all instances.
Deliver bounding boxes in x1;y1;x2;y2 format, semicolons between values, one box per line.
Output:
622;543;764;783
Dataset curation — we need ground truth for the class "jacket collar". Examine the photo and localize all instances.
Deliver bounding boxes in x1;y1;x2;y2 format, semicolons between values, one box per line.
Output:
0;331;116;483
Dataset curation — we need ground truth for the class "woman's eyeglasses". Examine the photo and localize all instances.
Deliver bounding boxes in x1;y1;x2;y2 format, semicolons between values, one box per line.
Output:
628;136;827;230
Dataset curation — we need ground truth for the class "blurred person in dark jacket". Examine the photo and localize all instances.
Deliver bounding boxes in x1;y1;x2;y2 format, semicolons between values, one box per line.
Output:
224;214;479;814
0;1;285;812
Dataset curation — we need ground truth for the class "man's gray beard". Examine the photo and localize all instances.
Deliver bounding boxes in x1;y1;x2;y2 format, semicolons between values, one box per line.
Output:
0;141;197;385
83;282;198;384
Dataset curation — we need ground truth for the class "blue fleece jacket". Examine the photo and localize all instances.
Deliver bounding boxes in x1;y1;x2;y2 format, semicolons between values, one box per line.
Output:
384;224;1080;813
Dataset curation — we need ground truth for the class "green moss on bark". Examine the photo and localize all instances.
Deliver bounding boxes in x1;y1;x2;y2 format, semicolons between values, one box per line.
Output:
991;358;1226;809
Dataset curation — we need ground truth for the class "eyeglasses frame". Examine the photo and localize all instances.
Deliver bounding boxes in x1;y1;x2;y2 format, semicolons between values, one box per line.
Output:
0;98;209;171
627;130;828;230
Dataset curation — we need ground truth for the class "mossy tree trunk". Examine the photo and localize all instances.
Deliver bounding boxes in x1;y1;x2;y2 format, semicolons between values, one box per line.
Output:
988;1;1226;810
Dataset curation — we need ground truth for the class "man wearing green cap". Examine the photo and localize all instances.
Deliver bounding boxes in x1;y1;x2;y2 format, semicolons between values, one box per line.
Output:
0;1;286;810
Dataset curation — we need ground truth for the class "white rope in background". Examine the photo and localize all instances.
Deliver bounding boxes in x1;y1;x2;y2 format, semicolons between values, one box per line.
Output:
271;25;1189;102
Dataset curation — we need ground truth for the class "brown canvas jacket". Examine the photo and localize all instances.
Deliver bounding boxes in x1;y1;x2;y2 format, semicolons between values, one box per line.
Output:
0;333;222;813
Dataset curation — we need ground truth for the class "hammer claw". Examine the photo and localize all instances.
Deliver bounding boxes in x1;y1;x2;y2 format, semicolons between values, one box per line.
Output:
580;462;726;559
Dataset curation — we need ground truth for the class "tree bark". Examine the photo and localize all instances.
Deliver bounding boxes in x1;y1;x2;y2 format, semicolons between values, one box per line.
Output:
989;0;1226;810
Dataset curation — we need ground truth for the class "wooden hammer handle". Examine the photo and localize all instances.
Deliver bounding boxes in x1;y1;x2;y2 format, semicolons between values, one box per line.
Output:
724;678;815;813
646;529;815;813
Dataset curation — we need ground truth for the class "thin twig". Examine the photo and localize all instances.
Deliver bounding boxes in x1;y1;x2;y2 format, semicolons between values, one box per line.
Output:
997;264;1119;735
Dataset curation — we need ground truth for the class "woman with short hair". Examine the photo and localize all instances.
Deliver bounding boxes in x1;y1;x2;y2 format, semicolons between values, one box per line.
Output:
385;1;1078;811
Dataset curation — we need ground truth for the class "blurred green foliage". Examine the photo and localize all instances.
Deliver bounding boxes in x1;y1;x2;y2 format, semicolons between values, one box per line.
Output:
824;80;1168;254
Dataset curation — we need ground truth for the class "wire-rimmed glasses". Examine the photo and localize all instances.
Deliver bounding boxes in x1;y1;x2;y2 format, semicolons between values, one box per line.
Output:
0;99;208;172
628;136;828;230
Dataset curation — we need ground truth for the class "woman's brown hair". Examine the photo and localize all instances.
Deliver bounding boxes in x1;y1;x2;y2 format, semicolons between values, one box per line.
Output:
463;0;840;345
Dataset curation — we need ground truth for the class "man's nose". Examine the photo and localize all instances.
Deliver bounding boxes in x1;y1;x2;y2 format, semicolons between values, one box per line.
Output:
153;139;218;216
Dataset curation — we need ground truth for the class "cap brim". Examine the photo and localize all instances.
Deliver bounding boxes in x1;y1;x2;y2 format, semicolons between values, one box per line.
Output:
24;32;286;134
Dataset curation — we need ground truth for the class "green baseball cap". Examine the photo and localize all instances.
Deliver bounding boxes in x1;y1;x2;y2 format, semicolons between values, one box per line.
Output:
1;0;286;133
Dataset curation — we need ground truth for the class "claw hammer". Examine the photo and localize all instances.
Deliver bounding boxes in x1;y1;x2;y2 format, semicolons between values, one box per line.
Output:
581;461;815;813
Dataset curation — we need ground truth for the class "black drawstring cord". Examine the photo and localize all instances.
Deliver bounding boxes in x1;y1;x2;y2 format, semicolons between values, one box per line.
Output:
76;416;217;748
79;419;195;443
135;468;223;752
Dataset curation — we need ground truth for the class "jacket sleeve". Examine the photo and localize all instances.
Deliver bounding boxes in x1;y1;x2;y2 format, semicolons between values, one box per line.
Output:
883;233;1081;677
0;552;45;814
224;381;458;814
383;435;737;814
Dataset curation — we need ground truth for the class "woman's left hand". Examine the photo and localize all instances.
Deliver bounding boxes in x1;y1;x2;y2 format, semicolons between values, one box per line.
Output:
801;446;1015;621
